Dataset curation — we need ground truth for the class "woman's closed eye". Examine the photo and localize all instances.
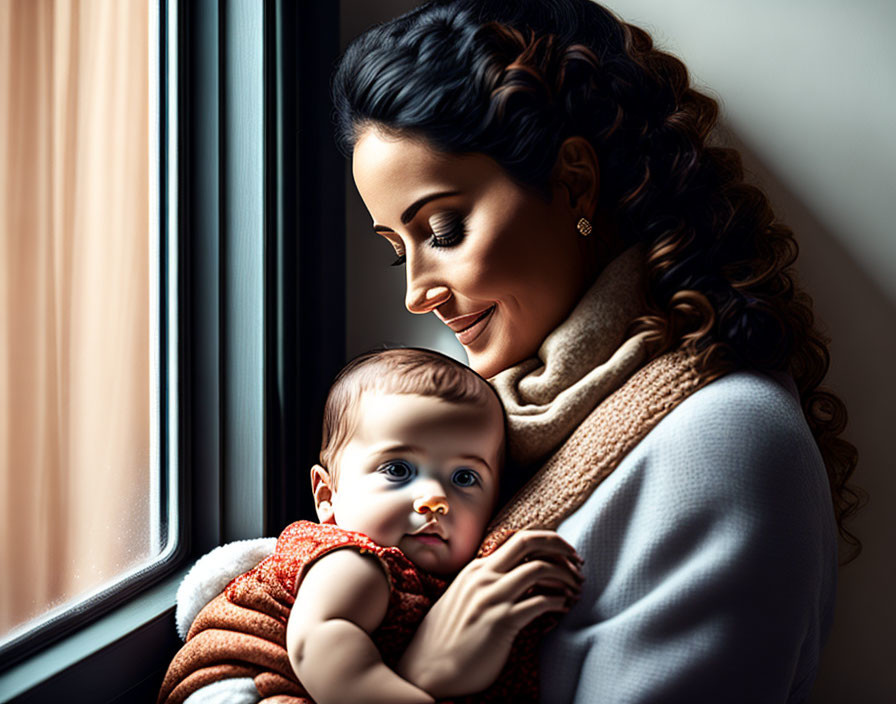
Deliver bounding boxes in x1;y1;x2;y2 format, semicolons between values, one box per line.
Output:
385;212;466;267
427;211;466;249
378;459;415;482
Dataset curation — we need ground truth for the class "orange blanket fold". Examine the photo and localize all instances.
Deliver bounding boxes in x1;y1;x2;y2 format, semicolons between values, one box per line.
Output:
157;521;445;704
157;586;307;704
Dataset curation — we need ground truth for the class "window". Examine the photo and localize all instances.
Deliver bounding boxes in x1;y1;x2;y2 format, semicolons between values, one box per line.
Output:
0;0;178;661
0;1;344;700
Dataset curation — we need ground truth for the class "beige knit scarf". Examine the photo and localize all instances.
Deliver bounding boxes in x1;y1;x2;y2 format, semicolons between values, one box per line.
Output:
481;245;717;554
481;347;710;554
490;244;650;467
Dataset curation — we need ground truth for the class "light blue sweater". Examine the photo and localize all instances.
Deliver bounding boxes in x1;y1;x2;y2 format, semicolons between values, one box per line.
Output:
540;370;837;703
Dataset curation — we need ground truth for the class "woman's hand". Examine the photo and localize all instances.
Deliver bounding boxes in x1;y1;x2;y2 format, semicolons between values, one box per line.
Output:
396;530;584;699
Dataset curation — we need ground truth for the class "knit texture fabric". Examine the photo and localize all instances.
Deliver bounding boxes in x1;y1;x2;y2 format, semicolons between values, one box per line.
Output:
481;348;712;555
491;243;649;466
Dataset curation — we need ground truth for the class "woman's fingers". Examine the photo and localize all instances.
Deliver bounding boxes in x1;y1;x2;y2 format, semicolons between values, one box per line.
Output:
476;530;584;601
393;530;585;699
485;558;583;604
485;530;582;572
509;593;575;628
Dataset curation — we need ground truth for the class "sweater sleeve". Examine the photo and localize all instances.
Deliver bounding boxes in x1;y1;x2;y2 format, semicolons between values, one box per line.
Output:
539;371;838;704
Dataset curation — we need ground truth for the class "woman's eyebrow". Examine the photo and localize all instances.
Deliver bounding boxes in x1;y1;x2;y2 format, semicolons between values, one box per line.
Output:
372;190;461;232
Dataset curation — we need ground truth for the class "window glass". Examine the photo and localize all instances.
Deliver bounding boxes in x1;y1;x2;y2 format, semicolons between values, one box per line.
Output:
0;0;166;643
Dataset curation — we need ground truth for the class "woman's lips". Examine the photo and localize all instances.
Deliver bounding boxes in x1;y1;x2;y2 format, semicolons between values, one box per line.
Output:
442;305;496;345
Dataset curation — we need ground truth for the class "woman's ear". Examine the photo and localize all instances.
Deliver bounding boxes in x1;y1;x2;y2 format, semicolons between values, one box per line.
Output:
310;464;336;524
551;136;600;218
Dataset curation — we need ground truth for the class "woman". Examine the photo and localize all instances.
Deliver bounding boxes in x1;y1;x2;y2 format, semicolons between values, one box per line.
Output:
332;0;860;702
167;1;861;702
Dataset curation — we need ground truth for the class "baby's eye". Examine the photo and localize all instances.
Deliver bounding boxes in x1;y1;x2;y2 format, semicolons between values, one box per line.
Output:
379;460;414;481
452;468;480;488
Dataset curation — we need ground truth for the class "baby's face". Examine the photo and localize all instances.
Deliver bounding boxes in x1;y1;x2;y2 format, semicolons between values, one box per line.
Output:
325;391;503;574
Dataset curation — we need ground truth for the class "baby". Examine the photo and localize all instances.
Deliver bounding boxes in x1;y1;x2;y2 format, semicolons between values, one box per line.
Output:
158;348;580;704
288;347;506;703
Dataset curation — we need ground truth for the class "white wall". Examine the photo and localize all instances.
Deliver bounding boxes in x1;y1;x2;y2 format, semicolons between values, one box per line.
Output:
340;2;896;701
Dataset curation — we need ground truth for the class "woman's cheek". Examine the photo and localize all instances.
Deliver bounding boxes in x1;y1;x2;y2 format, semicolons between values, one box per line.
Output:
466;245;516;298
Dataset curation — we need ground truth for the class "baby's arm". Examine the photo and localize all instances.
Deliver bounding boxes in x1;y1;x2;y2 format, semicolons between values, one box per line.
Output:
286;549;435;704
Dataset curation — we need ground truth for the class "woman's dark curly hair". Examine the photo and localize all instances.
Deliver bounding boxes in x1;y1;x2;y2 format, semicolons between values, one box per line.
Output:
332;0;863;559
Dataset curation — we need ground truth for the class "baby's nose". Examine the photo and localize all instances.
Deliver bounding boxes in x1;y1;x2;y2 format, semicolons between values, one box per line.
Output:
413;495;449;515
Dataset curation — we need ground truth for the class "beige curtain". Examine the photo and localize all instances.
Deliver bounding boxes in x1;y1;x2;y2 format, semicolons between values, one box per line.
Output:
0;0;151;635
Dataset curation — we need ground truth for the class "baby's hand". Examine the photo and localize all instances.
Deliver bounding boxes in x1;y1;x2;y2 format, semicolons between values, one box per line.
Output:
397;529;584;699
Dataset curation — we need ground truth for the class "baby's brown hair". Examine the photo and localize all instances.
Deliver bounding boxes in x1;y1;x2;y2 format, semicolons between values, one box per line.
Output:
319;348;503;483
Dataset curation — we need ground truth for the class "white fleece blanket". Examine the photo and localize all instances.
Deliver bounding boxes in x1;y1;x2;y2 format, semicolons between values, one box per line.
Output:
175;537;277;641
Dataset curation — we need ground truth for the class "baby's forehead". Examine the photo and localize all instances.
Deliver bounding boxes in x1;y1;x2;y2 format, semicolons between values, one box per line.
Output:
352;391;505;452
354;388;502;423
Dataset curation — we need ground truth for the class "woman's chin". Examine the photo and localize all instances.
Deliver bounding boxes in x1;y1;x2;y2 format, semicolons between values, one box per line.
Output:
467;347;531;380
462;313;543;378
465;351;502;380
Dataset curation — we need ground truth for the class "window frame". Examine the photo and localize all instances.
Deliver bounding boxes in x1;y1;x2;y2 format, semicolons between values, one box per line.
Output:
0;0;344;700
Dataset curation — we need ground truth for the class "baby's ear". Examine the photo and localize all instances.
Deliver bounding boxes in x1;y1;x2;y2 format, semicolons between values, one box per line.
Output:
310;464;336;524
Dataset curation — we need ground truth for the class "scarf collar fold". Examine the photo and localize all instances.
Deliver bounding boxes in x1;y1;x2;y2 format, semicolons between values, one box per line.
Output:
490;244;650;466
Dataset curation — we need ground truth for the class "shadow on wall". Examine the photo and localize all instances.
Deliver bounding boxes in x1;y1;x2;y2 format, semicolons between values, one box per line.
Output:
726;132;896;704
340;0;420;45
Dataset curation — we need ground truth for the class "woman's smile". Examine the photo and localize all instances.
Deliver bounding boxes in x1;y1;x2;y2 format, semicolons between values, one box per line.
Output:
438;305;496;345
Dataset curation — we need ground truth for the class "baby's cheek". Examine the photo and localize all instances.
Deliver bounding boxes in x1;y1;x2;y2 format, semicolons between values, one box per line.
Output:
361;503;408;546
333;497;376;537
456;520;486;561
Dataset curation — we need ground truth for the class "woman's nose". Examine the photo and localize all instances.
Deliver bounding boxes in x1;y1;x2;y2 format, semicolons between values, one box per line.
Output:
405;271;451;314
413;495;450;515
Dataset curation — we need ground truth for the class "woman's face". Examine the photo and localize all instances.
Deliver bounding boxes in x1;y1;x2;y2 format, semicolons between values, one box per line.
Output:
352;127;595;378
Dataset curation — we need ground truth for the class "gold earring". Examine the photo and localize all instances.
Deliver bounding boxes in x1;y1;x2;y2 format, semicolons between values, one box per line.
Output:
576;217;592;237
